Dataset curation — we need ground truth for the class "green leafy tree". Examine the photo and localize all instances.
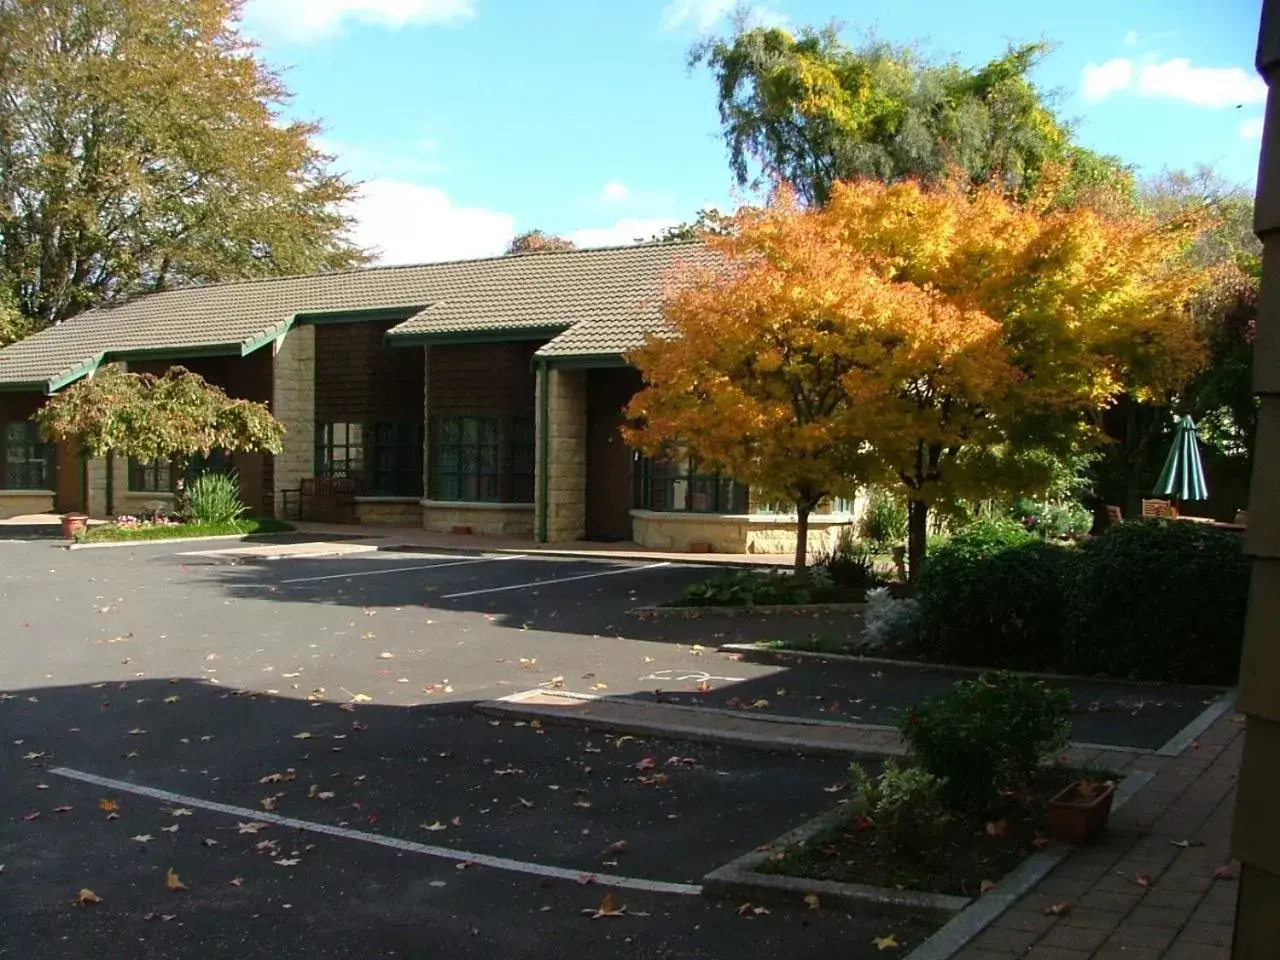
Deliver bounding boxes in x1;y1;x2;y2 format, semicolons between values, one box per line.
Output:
0;0;365;327
692;23;1133;207
645;208;733;243
0;288;35;346
34;364;284;462
505;230;576;254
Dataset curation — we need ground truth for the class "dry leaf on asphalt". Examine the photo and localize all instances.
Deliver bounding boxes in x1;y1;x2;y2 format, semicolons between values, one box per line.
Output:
163;696;180;704
804;893;821;910
737;903;769;917
98;798;119;814
604;840;629;855
292;732;313;740
276;858;300;867
22;812;40;821
77;888;102;906
167;807;193;817
634;757;656;771
165;868;188;892
201;838;218;848
420;821;447;832
581;892;627;919
872;933;899;950
1169;840;1203;849
53;805;73;814
378;652;394;659
237;822;267;835
745;699;770;709
1044;901;1072;916
823;783;847;794
260;796;279;811
229;877;244;887
573;798;593;810
1135;872;1152;888
695;680;712;693
131;834;153;844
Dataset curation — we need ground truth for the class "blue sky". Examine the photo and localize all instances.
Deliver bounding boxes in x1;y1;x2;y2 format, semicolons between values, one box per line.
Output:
240;0;1266;265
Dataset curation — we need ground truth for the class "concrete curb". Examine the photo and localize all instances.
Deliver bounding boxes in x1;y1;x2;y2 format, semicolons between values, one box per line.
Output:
903;768;1155;960
635;602;868;618
66;531;300;551
700;802;970;923
1154;690;1237;757
718;643;1235;694
474;691;905;758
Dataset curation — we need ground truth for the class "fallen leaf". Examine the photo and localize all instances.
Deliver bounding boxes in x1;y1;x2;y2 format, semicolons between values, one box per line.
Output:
77;888;102;906
985;820;1008;837
22;811;40;821
635;757;656;771
737;902;770;917
131;834;154;843
872;933;899;951
163;696;180;704
573;798;593;810
1169;839;1204;849
1135;872;1152;888
167;807;193;817
1044;901;1072;916
53;805;73;813
161;824;179;834
979;880;996;894
292;732;313;740
21;751;46;760
127;728;146;736
450;816;462;827
237;822;267;835
804;893;820;911
581;892;627;919
275;858;300;867
823;782;847;794
201;838;219;848
98;798;119;814
316;791;335;800
605;840;629;855
695;680;712;693
421;821;447;832
1213;865;1237;880
260;796;278;811
165;868;188;892
745;699;770;709
378;652;394;659
229;877;244;887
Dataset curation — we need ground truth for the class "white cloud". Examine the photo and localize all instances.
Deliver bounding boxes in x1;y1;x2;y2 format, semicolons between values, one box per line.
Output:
1137;59;1266;108
1081;58;1134;102
659;0;785;32
570;217;680;248
243;0;475;43
1241;116;1266;140
599;180;630;204
345;180;513;265
1080;56;1266;109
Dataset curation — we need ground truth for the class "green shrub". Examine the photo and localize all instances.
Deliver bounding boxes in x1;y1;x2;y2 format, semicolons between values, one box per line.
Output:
813;527;882;589
1008;498;1093;540
901;672;1071;813
858;487;908;547
676;569;812;607
185;470;247;526
916;519;1070;668
1062;520;1248;684
848;760;949;852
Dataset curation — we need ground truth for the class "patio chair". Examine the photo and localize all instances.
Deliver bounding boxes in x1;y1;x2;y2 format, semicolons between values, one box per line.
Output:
1106;505;1124;524
1141;499;1174;518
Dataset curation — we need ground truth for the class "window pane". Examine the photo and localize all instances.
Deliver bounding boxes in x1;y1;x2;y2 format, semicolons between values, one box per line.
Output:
479;473;500;502
461;418;478;444
479;444;499;473
438;474;459;501
438;445;458;471
439;419;460;444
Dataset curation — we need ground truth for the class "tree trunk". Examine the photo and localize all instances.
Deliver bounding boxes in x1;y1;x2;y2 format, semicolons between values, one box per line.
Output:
794;502;811;574
907;498;928;584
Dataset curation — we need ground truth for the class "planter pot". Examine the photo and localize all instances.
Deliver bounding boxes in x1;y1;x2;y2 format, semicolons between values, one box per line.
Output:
1049;779;1117;844
61;513;89;541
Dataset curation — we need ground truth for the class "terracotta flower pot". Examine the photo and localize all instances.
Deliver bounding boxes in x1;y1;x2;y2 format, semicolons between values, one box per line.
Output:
1048;779;1117;844
61;513;89;540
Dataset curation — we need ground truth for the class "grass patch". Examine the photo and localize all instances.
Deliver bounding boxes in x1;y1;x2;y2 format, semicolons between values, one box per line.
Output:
78;518;294;543
663;568;872;608
759;765;1115;898
755;636;868;656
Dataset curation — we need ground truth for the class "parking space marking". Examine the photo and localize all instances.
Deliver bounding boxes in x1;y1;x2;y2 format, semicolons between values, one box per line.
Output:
50;766;702;896
440;561;671;599
278;554;527;585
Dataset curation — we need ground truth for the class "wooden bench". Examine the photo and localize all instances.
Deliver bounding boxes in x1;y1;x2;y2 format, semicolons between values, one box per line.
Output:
289;476;358;523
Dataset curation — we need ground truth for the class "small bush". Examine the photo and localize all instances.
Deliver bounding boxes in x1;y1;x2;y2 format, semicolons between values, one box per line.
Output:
185;470;247;526
901;672;1071;813
916;519;1070;668
863;586;921;649
1009;498;1093;540
848;760;949;853
676;569;812;607
1062;520;1249;684
813;527;882;589
859;488;908;547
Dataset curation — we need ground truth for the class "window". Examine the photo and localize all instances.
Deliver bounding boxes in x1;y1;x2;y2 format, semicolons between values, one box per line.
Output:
435;416;501;502
3;421;52;490
129;458;171;493
316;423;364;487
371;422;423;497
636;455;747;513
510;417;535;503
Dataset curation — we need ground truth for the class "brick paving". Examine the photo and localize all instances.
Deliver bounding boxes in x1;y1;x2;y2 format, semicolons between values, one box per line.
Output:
953;712;1244;960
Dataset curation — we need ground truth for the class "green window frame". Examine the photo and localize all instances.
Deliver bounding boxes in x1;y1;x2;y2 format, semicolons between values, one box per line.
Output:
435;416;502;502
128;458;172;493
316;423;365;487
2;420;53;490
510;416;535;504
634;454;748;513
371;422;423;498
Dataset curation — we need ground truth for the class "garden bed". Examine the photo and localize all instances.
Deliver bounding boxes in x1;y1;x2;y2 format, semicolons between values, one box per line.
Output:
659;567;890;610
75;517;293;544
758;764;1112;898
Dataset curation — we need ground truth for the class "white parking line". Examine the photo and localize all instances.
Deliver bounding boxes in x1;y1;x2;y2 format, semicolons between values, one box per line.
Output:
278;554;526;585
50;766;702;896
440;561;671;599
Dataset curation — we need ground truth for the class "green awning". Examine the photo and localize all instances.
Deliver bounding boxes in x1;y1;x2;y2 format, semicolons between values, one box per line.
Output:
1154;415;1209;501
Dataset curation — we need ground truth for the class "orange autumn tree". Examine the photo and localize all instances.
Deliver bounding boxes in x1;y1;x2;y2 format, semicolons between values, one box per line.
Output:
628;175;1206;578
823;175;1206;577
624;194;887;572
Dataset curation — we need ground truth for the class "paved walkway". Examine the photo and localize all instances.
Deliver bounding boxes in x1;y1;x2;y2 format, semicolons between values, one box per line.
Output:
954;711;1243;960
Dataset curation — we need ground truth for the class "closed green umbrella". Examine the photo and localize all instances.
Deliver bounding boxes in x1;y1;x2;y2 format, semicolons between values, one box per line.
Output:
1154;415;1209;503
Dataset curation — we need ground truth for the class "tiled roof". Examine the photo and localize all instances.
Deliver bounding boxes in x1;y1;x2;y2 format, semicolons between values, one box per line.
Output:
0;241;720;390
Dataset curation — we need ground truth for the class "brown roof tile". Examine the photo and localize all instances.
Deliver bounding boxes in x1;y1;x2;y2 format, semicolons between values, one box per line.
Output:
0;241;719;390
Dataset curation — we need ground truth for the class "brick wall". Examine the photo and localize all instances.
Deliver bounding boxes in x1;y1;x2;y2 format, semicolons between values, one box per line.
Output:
315;320;424;422
426;341;538;415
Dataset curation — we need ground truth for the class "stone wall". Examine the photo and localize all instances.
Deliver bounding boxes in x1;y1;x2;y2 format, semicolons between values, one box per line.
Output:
271;324;315;516
422;502;534;537
0;491;55;519
85;454;130;518
121;491;176;518
355;499;422;525
631;510;855;556
540;368;587;542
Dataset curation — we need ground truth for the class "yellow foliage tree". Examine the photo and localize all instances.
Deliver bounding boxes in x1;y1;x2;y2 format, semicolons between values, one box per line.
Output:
628;175;1207;578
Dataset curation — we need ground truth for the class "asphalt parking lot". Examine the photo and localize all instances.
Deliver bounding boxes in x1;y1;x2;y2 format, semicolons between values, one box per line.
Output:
0;538;1230;958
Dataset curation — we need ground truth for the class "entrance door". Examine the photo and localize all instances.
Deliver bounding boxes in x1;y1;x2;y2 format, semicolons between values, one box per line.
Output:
54;443;82;513
585;368;643;541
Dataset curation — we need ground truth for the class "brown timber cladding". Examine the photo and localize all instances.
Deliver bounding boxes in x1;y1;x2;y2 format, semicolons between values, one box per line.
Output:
314;320;425;423
426;341;541;416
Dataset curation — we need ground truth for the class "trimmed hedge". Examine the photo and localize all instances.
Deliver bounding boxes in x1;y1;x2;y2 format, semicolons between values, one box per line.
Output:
1061;520;1248;685
917;519;1071;669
